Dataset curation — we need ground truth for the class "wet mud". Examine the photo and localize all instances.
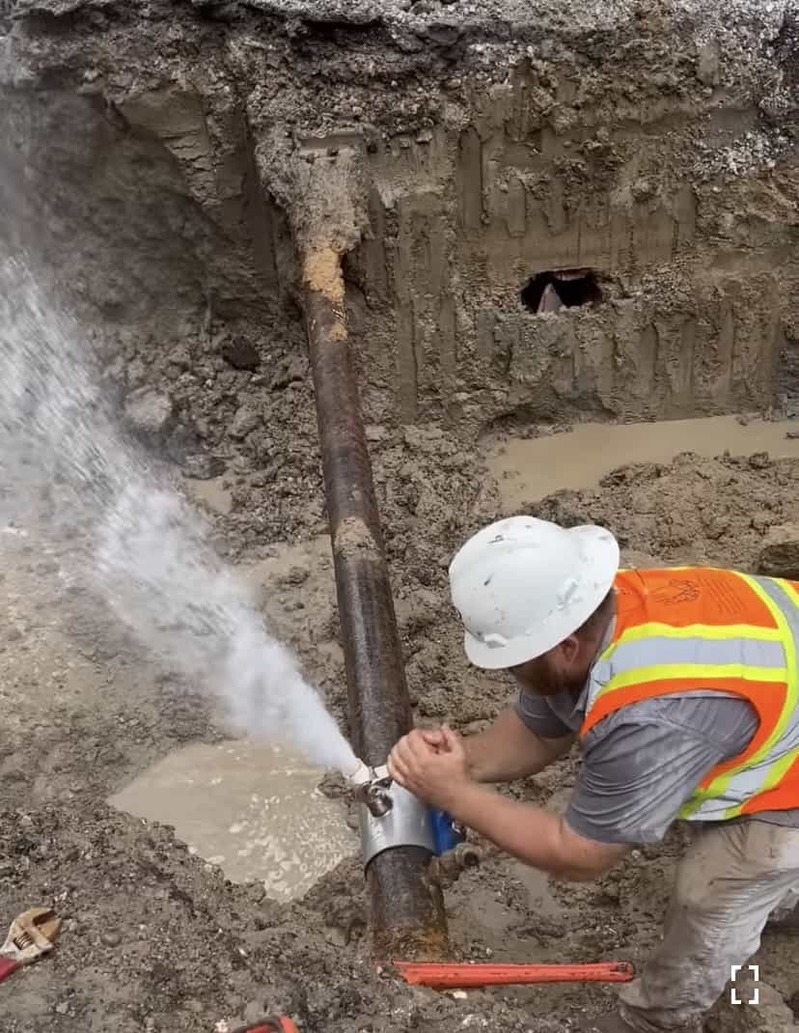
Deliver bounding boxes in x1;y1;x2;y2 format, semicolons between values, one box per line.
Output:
3;427;799;1032
1;1;798;1030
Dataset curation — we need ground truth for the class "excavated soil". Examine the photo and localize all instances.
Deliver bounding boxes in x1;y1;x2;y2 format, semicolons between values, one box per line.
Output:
1;0;799;1031
3;429;799;1033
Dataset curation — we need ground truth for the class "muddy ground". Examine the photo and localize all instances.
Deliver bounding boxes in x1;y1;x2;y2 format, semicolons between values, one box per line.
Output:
2;425;799;1032
1;0;798;1030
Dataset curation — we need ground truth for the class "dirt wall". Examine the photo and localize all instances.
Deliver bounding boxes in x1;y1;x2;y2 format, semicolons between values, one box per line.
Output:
343;59;796;426
1;0;796;448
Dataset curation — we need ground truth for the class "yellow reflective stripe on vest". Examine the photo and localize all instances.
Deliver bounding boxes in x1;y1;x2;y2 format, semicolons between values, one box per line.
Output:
678;786;714;816
778;579;799;609
702;573;799;819
751;745;799;798
601;662;785;696
617;622;784;645
733;575;798;764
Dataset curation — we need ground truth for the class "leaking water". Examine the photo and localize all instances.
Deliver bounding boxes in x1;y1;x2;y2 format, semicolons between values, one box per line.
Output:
0;253;357;776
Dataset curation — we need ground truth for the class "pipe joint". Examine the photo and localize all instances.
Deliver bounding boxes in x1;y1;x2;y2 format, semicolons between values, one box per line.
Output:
353;774;393;817
347;761;393;817
430;842;485;888
359;781;435;867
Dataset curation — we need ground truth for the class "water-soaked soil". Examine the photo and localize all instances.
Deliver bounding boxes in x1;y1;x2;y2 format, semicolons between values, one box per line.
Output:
0;0;797;1026
2;417;799;1032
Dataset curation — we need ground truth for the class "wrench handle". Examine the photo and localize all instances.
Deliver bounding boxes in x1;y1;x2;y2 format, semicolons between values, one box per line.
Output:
394;960;635;988
0;956;20;983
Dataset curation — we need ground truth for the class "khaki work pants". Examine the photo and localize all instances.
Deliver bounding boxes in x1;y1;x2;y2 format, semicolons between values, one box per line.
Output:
617;821;799;1032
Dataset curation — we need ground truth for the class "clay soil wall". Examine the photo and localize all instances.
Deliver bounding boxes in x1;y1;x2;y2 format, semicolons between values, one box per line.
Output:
1;0;796;438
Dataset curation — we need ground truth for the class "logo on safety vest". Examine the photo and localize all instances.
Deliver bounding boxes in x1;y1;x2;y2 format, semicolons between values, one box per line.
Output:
651;578;701;605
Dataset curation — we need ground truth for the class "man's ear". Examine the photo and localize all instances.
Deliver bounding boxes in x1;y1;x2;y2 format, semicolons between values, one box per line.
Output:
558;635;581;663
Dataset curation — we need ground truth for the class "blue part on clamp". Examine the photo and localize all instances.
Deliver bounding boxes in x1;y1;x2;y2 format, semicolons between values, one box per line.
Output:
429;808;466;855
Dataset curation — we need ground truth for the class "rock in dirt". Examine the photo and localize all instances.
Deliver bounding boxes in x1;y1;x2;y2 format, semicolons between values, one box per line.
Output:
696;40;721;86
181;453;226;480
166;422;202;463
229;403;261;440
123;387;174;438
270;355;308;391
220;336;260;372
757;523;799;580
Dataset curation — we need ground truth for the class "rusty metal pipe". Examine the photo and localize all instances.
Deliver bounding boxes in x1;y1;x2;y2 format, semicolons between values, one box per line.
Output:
301;244;449;961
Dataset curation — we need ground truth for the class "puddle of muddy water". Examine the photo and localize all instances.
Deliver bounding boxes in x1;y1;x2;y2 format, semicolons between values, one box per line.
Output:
110;742;357;902
487;416;799;506
183;476;233;515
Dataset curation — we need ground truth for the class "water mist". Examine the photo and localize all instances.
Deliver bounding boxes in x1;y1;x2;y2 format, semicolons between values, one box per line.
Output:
0;253;358;777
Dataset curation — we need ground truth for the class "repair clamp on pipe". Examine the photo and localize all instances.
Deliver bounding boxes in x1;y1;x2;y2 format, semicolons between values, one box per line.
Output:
345;760;466;864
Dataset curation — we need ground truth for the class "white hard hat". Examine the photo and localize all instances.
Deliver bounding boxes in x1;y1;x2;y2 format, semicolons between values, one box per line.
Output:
449;516;619;670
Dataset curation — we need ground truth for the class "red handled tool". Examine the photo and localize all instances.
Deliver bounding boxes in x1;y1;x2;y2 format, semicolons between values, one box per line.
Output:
0;906;62;984
225;1019;300;1033
393;960;635;988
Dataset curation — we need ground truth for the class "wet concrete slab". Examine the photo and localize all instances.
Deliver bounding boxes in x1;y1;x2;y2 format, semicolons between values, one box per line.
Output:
110;742;357;901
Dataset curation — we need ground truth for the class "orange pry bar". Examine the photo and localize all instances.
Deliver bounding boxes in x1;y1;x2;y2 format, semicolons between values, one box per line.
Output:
393;961;635;988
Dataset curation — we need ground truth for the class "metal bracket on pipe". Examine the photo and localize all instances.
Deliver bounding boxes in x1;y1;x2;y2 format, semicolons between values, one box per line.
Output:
359;781;435;868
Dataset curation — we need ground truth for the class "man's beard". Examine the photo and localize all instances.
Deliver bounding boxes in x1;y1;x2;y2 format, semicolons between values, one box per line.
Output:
513;656;585;697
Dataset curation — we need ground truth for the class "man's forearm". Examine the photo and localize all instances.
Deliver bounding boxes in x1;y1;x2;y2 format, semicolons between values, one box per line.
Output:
447;783;626;881
463;708;573;783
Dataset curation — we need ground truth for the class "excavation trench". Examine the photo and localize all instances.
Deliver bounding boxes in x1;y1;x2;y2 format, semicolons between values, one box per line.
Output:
1;4;798;1032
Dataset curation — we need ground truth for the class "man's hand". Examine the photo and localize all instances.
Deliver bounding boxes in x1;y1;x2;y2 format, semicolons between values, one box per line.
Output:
387;725;473;812
387;727;628;881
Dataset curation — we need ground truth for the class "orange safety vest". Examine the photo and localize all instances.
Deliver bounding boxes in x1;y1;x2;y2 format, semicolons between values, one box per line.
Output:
581;567;799;820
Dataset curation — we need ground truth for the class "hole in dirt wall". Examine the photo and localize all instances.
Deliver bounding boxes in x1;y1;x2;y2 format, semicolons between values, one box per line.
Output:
520;270;604;314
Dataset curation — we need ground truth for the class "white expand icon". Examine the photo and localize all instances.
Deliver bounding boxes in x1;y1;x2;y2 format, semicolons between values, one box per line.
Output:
730;964;760;1005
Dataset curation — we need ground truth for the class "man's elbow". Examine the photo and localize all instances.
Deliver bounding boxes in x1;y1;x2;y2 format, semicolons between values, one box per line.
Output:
552;840;628;883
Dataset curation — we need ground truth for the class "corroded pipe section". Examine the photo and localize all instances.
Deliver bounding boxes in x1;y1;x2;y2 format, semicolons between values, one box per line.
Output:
301;243;449;961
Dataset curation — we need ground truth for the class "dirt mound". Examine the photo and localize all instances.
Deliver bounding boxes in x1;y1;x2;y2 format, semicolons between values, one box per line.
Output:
535;450;799;570
369;446;799;736
0;806;571;1033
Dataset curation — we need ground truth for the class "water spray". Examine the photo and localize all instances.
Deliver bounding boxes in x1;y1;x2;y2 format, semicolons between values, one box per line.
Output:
0;253;360;779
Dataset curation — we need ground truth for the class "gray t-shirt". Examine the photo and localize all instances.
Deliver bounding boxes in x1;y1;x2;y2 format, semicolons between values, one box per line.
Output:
516;688;799;844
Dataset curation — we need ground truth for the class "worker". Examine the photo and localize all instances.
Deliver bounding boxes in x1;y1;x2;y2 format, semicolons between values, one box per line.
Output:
387;516;799;1033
